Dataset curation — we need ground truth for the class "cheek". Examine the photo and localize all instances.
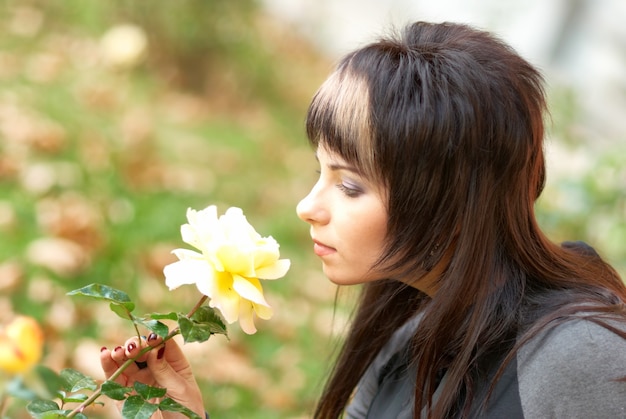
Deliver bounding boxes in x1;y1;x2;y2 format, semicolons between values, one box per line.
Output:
357;212;388;257
345;219;388;283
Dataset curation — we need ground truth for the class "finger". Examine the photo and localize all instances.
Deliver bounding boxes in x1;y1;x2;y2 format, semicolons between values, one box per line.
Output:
124;336;144;357
153;337;192;373
111;343;150;385
110;345;128;364
146;332;162;348
137;333;162;372
100;346;126;385
142;336;206;416
146;338;204;414
125;336;151;360
146;339;188;388
125;337;149;373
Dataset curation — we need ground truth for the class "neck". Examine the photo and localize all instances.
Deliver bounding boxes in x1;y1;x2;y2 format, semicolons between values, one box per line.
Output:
404;241;456;297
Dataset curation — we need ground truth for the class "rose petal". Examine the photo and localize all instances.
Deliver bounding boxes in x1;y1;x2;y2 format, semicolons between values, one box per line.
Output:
171;248;203;261
253;246;280;270
194;268;224;301
164;259;214;291
232;275;269;306
238;302;257;334
216;244;255;276
205;272;241;323
180;223;199;248
256;259;291;280
254;302;273;320
221;208;261;243
209;288;240;324
182;206;219;251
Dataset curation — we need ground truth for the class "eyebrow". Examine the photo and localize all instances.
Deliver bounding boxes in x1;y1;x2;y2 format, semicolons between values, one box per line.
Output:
314;152;361;175
328;162;360;174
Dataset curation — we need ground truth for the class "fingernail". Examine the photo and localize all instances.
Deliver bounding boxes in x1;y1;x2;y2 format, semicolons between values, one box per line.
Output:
157;347;165;359
148;333;157;342
127;342;136;352
101;346;107;352
114;346;123;352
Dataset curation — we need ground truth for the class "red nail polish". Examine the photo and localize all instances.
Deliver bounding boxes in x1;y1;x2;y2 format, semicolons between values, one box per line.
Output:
101;346;107;352
157;347;165;359
114;346;123;352
148;333;157;342
127;342;136;352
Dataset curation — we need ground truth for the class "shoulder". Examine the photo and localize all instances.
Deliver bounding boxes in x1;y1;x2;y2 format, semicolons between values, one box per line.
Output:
517;316;626;417
519;315;626;369
344;312;423;418
360;311;424;381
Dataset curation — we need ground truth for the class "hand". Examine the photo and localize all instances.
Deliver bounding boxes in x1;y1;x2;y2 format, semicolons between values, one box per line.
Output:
100;333;205;419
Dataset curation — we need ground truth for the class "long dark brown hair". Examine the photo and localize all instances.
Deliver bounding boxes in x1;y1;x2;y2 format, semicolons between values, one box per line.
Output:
306;21;626;418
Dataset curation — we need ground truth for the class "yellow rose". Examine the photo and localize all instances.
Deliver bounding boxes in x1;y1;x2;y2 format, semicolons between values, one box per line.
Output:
164;206;290;334
0;316;44;375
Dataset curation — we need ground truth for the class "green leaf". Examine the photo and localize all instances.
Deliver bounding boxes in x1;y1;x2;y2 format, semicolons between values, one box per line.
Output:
159;397;203;419
35;365;66;398
6;376;38;401
178;306;227;343
133;381;167;400
110;302;134;320
177;316;209;343
26;399;60;416
191;306;227;332
135;318;169;338
67;283;135;312
150;311;178;321
60;368;98;392
121;395;159;419
102;380;133;401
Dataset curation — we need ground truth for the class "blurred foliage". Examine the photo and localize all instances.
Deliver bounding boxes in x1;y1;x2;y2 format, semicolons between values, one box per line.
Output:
539;86;626;276
0;1;624;418
0;1;337;418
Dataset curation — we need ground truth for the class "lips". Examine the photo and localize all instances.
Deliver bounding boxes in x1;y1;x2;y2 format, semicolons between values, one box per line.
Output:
312;239;336;257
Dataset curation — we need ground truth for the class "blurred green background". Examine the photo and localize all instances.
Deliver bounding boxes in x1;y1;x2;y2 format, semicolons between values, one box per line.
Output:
0;1;624;418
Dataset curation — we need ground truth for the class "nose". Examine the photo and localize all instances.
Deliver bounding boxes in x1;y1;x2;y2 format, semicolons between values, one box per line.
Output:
296;181;328;225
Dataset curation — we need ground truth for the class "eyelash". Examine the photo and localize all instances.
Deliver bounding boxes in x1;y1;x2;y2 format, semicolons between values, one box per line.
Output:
336;183;362;198
314;170;363;198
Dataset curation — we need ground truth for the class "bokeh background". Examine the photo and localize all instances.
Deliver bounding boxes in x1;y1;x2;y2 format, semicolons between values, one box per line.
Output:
0;0;624;418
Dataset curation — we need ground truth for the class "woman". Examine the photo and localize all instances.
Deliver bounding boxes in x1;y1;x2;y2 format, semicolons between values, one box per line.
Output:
101;21;626;418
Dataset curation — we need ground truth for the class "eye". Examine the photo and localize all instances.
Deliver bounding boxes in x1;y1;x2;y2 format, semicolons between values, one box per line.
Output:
336;182;363;198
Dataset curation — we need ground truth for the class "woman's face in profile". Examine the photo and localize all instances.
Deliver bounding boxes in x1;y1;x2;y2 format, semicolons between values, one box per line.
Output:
296;146;389;285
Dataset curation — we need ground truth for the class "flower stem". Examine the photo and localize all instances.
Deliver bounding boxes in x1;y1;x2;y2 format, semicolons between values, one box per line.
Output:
188;295;208;317
66;295;208;417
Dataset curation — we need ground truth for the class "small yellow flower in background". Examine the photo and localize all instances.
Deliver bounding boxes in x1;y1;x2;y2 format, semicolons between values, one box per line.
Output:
164;205;290;334
0;316;44;375
99;23;148;69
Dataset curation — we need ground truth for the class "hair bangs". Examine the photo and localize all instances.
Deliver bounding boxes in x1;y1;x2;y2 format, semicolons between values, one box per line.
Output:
305;65;380;182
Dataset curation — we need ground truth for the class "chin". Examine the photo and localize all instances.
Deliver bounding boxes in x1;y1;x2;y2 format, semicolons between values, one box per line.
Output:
322;268;346;285
327;277;346;285
322;265;376;286
323;271;362;286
